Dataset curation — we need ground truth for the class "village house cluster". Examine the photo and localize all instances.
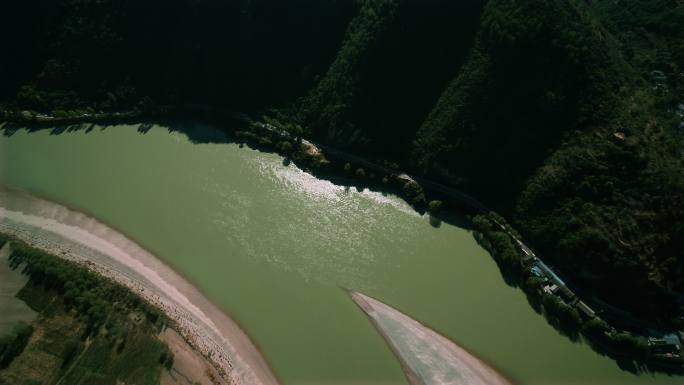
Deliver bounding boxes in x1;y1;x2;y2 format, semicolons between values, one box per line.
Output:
517;239;683;361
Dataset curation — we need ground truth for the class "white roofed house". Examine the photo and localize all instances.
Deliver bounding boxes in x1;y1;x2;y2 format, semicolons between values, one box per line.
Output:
648;332;682;358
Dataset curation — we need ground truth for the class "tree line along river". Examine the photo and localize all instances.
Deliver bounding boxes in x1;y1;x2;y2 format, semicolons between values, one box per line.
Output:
0;122;680;385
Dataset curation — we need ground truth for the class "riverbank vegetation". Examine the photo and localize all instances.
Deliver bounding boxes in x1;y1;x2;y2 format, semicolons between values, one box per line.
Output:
1;0;682;364
472;214;683;373
0;234;173;385
0;322;33;370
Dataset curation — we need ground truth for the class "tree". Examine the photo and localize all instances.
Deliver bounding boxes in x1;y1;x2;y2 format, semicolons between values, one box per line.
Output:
165;352;174;370
61;338;81;368
160;350;174;369
581;318;609;337
428;200;442;214
525;276;545;291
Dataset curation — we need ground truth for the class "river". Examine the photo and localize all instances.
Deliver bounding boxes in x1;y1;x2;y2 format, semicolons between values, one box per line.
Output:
0;122;680;385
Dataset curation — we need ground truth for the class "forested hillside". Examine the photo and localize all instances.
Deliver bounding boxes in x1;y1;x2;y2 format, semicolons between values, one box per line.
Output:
1;0;357;111
2;0;683;322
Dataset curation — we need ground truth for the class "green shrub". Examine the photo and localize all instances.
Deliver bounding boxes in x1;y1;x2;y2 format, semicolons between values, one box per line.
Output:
402;180;421;196
8;237;165;333
412;193;427;207
607;332;649;358
428;200;442;214
53;110;69;118
61;338;81;368
581;318;610;337
164;352;174;369
525;276;545;291
258;137;272;146
278;141;294;153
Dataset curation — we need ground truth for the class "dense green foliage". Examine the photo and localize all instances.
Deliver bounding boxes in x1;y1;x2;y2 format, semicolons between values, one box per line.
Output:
299;0;485;160
512;1;684;320
0;237;171;385
56;325;167;385
1;0;357;112
7;239;162;332
472;214;661;367
2;0;683;321
0;322;33;369
592;0;684;81
301;0;684;321
414;0;627;194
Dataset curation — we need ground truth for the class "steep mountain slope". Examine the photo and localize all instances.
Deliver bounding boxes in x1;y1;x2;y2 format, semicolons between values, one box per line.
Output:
412;0;626;197
299;0;684;320
1;0;357;111
300;0;485;159
514;0;684;318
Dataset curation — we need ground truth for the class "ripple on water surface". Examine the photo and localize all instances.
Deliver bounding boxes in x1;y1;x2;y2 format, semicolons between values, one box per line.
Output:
1;124;681;385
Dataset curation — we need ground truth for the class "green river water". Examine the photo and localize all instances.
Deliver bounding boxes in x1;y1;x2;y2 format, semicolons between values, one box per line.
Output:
0;123;681;385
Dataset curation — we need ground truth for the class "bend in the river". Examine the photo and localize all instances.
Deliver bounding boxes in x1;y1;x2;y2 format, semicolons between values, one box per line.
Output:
0;122;679;385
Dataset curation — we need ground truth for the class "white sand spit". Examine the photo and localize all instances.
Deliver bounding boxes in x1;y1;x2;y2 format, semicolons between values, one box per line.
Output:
349;291;515;385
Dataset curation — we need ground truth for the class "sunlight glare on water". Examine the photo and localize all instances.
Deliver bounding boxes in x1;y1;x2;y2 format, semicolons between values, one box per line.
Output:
1;123;681;385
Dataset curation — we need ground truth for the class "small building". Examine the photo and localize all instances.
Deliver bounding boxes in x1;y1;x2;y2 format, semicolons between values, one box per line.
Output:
576;300;596;319
536;261;566;286
535;261;575;301
520;252;536;266
397;173;415;183
648;333;682;355
543;284;559;295
651;70;667;82
542;283;574;301
516;240;537;266
530;265;546;279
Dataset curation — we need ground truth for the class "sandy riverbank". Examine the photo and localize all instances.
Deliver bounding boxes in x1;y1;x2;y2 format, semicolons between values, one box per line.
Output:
0;188;279;385
349;291;515;385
